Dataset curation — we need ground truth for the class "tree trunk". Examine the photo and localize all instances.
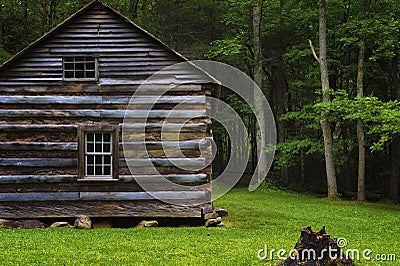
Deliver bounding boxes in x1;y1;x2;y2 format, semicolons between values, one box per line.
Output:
0;0;3;47
41;0;48;34
253;0;268;182
23;0;29;41
318;0;338;198
129;0;140;19
49;0;57;30
356;0;371;202
389;54;400;202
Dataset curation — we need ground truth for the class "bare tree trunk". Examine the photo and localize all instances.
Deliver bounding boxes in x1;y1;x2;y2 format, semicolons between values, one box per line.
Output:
310;0;338;198
253;0;268;182
41;0;48;34
129;0;140;19
356;0;372;202
0;0;3;47
390;54;400;202
49;0;57;30
23;0;29;41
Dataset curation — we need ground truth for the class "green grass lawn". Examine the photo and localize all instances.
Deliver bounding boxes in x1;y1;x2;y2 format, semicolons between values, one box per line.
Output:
0;188;399;266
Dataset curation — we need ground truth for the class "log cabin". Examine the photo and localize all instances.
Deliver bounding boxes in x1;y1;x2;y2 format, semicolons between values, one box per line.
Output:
0;0;214;219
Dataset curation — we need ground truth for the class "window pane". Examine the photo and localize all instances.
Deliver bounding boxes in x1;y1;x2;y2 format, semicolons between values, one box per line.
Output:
104;166;111;175
64;63;74;70
75;71;84;78
76;57;84;62
104;155;111;165
103;134;111;142
86;71;95;78
103;144;111;153
95;134;102;142
95;166;103;176
64;58;73;63
87;143;94;153
75;63;84;71
87;133;94;142
86;62;95;70
95;143;102;152
64;71;74;79
95;155;102;165
87;155;94;165
87;166;94;176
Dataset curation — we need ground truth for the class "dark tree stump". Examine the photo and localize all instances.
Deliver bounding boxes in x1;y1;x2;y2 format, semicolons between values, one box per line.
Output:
276;226;353;266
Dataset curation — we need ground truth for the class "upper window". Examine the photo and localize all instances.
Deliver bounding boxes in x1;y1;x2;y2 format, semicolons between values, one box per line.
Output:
63;57;98;81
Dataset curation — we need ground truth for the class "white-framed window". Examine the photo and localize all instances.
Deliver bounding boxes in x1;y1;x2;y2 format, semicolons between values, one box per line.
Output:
78;126;119;180
63;56;98;81
85;132;112;177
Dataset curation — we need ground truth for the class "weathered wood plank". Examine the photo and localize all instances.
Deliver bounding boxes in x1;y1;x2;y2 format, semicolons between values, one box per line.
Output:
0;200;210;218
122;132;210;142
79;191;207;201
0;85;99;93
0;158;76;167
0;175;77;183
119;174;207;183
0;191;206;202
0;124;77;132
0;174;207;184
0;192;79;201
122;158;206;167
0;95;205;105
0;109;207;119
120;123;207;133
50;47;165;53
122;140;207;150
0;142;77;151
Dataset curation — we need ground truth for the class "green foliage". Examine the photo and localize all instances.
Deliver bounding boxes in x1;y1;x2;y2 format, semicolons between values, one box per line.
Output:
0;47;12;65
275;138;323;168
279;89;400;164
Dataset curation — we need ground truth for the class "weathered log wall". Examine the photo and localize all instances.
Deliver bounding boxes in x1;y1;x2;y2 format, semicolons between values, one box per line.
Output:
0;1;213;218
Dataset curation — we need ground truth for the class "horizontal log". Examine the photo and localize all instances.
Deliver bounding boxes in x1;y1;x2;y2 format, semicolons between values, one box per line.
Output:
122;140;208;150
0;95;205;105
0;191;207;202
0;192;79;201
50;47;166;53
99;61;177;67
0;109;207;119
0;131;77;143
0;200;211;218
120;123;207;133
80;191;207;201
0;166;76;176
0;85;99;93
0;142;77;151
0;158;76;167
119;174;207;183
0;174;207;184
122;132;210;142
0;124;77;132
122;158;206;167
0;175;77;183
0;83;204;93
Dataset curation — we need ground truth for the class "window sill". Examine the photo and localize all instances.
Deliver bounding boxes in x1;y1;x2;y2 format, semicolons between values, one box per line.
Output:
78;178;119;182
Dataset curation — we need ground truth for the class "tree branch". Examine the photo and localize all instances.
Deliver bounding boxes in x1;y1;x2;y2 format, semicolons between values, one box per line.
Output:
309;39;321;64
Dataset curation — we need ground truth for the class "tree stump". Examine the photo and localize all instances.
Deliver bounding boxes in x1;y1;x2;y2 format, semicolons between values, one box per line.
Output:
277;226;353;266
